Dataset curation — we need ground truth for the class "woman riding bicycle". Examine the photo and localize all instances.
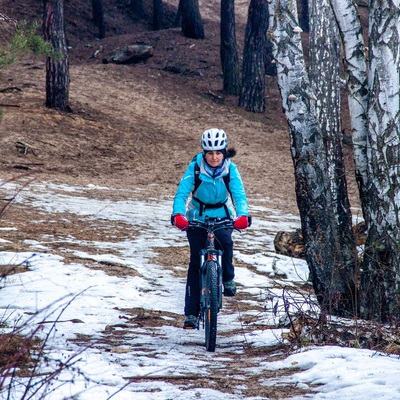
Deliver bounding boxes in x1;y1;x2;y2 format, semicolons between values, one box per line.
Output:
171;128;250;329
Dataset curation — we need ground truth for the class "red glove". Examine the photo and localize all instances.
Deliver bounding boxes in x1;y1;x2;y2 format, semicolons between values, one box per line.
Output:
234;216;249;230
173;214;189;231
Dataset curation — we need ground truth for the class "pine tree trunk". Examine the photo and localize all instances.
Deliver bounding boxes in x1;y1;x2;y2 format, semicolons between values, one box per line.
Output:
220;0;240;95
359;0;400;323
131;0;143;18
43;0;70;112
181;0;204;39
153;0;163;30
92;0;105;39
174;0;183;27
239;0;268;113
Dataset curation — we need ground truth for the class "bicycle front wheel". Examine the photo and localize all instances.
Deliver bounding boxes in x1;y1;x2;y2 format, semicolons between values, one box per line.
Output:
204;260;219;352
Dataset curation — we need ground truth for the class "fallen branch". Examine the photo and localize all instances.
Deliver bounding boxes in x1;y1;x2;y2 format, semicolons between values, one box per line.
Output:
12;165;30;170
12;163;44;166
207;90;224;103
12;163;44;170
0;86;23;93
15;141;37;156
0;13;17;26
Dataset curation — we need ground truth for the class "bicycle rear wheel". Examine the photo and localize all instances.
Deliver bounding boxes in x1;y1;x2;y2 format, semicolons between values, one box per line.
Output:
204;260;219;352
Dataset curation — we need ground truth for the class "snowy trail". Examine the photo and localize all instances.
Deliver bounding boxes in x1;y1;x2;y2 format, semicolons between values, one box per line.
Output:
1;181;400;400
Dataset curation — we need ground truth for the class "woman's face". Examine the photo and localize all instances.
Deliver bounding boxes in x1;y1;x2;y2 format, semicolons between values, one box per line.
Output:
205;150;224;167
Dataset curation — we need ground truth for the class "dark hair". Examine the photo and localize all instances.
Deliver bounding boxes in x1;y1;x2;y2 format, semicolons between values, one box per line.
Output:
226;147;236;158
203;147;236;159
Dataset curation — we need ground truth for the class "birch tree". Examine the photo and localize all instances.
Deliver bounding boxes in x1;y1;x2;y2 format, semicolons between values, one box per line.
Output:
359;0;400;322
269;0;400;323
309;0;357;295
330;0;369;220
268;0;355;316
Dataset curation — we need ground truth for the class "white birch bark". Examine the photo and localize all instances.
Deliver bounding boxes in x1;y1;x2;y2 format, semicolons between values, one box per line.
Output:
309;0;356;270
270;0;400;322
268;0;355;316
367;1;400;232
359;0;400;321
330;0;369;217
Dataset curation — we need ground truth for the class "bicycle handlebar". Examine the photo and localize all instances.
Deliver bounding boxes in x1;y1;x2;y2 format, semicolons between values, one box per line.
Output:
188;218;237;232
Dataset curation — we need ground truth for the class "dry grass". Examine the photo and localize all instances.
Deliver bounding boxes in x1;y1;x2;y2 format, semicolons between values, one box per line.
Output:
0;333;42;377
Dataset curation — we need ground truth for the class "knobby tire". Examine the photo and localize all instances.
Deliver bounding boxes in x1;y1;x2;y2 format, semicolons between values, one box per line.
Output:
204;260;218;352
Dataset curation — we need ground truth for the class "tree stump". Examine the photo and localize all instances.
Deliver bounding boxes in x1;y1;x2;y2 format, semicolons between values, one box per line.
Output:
274;222;367;259
274;229;305;259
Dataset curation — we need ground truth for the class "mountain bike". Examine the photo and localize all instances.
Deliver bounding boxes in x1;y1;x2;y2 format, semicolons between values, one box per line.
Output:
189;217;236;352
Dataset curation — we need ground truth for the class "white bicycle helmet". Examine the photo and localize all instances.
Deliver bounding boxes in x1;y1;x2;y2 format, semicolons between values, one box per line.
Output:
201;128;228;151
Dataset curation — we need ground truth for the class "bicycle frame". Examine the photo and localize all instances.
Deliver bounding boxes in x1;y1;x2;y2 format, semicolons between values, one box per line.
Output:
186;217;241;351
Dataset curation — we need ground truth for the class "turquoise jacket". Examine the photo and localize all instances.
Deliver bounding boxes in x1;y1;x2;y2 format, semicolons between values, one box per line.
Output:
172;153;249;221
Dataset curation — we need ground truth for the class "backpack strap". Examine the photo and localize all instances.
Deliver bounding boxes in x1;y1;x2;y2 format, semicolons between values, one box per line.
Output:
192;197;230;217
223;170;231;196
193;161;202;193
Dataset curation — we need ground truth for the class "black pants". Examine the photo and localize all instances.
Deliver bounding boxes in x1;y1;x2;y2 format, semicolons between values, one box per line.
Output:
184;227;234;316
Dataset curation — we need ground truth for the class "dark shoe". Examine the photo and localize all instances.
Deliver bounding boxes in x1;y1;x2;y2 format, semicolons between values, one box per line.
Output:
183;315;198;329
223;280;237;296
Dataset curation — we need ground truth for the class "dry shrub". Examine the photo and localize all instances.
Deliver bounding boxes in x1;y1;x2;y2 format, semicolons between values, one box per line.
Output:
0;332;42;376
273;285;400;355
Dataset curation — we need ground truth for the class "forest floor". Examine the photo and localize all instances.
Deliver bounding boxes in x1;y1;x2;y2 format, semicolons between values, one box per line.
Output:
0;0;361;215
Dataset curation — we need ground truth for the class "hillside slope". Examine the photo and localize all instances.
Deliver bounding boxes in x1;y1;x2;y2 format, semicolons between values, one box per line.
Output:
0;0;301;212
